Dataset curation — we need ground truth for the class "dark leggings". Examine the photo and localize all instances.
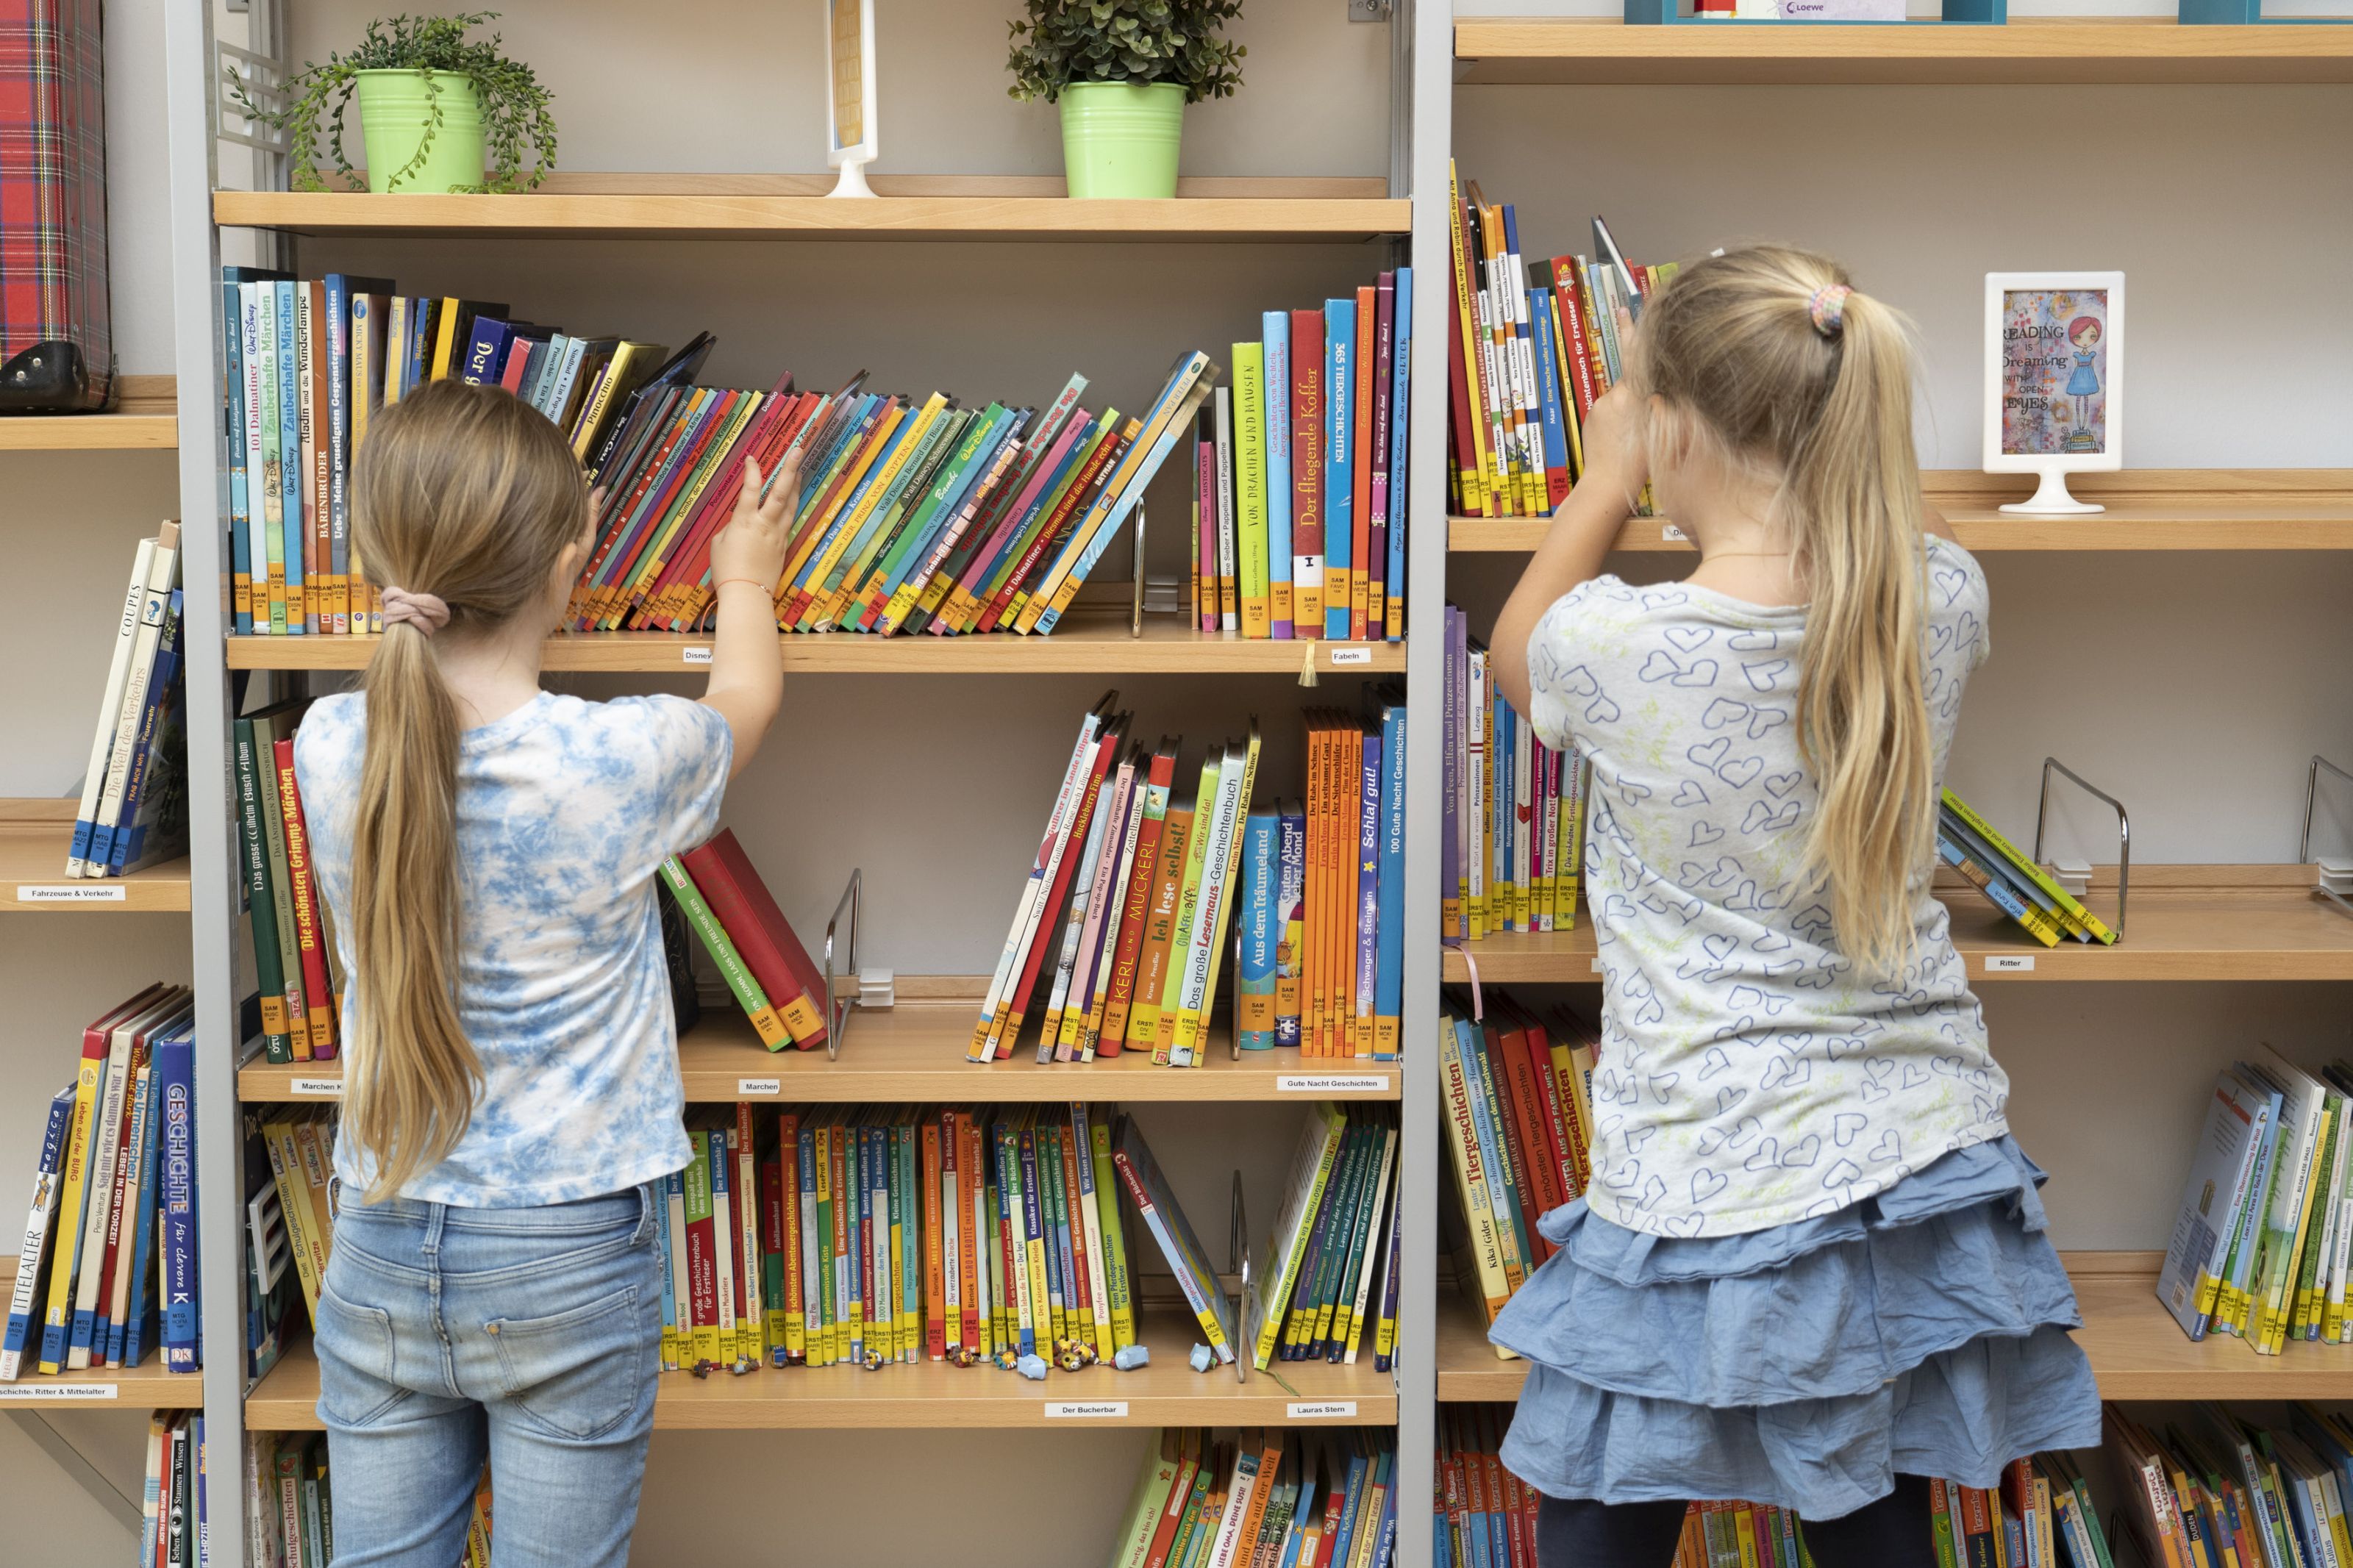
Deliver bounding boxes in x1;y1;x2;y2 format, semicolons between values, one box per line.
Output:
1534;1473;1940;1568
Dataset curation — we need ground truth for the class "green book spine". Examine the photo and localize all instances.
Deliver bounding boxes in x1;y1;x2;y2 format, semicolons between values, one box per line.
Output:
657;857;788;1048
233;717;293;1063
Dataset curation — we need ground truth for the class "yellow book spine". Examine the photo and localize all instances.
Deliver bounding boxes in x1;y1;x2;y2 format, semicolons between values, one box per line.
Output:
430;300;462;381
38;1056;104;1373
263;1121;324;1325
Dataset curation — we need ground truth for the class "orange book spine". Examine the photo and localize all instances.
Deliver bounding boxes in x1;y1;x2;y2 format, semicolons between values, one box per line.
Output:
922;1118;946;1361
1123;810;1196;1050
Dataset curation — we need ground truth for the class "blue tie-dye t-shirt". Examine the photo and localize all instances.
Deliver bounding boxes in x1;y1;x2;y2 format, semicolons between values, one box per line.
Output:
296;690;730;1207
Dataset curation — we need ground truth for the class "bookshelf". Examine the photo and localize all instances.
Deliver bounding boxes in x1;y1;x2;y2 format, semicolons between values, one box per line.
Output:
246;1301;1398;1431
1443;866;2353;985
0;376;177;451
1432;1254;2353;1406
221;615;1409;676
0;800;192;914
0;1263;204;1410
1449;470;2353;554
238;984;1406;1105
212;176;1411;244
1452;16;2353;85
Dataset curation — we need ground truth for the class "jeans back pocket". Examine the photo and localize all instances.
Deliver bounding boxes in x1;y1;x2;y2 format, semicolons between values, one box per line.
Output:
314;1281;409;1430
487;1285;655;1443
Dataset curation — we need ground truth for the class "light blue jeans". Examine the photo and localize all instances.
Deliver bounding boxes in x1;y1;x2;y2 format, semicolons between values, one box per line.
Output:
313;1181;664;1568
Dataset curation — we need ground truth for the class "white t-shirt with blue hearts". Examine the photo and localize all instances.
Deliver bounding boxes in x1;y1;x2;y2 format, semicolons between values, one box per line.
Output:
297;690;729;1207
1525;535;2002;1239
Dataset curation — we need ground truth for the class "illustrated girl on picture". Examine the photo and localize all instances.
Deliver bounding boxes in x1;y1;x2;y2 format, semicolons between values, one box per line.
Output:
2064;314;2102;434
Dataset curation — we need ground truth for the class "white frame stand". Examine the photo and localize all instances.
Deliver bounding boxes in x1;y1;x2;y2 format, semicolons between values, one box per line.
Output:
824;0;879;199
2001;468;2104;515
1983;270;2125;517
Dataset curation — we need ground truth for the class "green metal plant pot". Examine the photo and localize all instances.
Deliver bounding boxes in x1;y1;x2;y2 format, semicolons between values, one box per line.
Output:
353;69;485;193
1059;80;1185;199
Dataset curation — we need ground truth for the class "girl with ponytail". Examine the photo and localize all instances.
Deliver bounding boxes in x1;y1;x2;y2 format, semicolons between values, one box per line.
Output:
292;378;799;1567
1487;248;2099;1567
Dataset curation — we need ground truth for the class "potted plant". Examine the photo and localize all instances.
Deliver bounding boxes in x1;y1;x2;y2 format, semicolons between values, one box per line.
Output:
1007;1;1245;199
232;11;556;193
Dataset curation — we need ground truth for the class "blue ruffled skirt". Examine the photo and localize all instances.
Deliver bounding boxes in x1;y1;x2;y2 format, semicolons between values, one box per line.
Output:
1489;1135;2103;1521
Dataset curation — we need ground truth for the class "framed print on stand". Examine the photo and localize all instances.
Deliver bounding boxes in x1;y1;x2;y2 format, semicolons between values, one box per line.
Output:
1984;271;2124;514
826;0;877;198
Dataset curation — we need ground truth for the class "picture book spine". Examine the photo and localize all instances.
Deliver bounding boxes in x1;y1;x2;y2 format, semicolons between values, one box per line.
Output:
1235;341;1271;639
1;1089;77;1379
68;1014;139;1366
1213;388;1238;632
735;1109;765;1367
1290;309;1325;631
1194;412;1215;630
1374;703;1407;1060
1323;297;1355;640
107;587;184;876
101;1057;156;1364
272;741;338;1059
248;712;311;1056
239;287;274;632
1068;766;1146;1060
1354;727;1382;1059
1528;288;1570;513
297;282;323;634
254;287;287;634
324;276;352;633
1109;1144;1232;1364
1263;312;1294;639
1276;805;1305;1049
657;859;789;1048
1385;266;1413;642
1440;1015;1510;1324
221;276;251;633
677;837;827;1048
1343;1132;1397;1364
1367;273;1395;640
85;534;176;873
1088;1112;1136;1350
1943;788;2117;942
1350;282;1376;639
276;282;304;634
1240;810;1279;1050
997;729;1120;1060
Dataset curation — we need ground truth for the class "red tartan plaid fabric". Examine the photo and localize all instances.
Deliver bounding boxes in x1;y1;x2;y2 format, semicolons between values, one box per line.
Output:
0;0;111;405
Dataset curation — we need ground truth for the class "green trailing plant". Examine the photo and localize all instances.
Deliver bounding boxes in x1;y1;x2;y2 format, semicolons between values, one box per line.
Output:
1007;0;1245;105
230;11;557;193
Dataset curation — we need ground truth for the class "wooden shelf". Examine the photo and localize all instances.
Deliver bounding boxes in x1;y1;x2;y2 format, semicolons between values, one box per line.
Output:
1443;866;2353;985
246;1306;1394;1431
1;800;191;914
1449;470;2353;554
1453;16;2353;86
224;612;1405;676
1435;1253;2353;1403
239;986;1403;1104
211;175;1408;243
0;377;176;451
0;1263;202;1408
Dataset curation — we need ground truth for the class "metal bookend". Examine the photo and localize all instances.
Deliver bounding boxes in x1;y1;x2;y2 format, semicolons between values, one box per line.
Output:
2033;757;2130;940
1232;928;1245;1062
1130;501;1148;637
821;867;862;1062
2300;756;2353;921
1227;1170;1254;1386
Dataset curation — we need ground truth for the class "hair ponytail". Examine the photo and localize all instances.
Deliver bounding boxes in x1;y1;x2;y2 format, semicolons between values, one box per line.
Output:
1629;246;1934;976
345;379;589;1200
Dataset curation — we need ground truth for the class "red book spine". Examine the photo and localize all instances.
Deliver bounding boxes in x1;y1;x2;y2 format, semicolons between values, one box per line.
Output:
686;1181;717;1369
1194;419;1218;631
679;830;829;1048
583;393;709;626
935;414;1090;634
1368;273;1395;638
1056;1128;1094;1350
1141;1447;1201;1568
1518;1011;1585;1203
998;734;1119;1039
1351;282;1377;641
273;739;338;1060
921;1119;946;1361
1096;753;1173;1058
975;426;1128;634
956;1114;982;1357
1479;1021;1546;1267
776;1109;804;1364
1289;308;1325;623
1493;1019;1564;1260
643;387;806;629
600;390;745;629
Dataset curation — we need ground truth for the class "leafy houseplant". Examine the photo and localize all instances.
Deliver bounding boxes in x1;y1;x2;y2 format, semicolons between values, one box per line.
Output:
232;11;556;193
1007;1;1245;199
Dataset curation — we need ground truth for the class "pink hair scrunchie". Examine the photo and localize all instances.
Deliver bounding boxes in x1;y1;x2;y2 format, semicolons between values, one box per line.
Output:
1808;284;1852;338
379;586;451;636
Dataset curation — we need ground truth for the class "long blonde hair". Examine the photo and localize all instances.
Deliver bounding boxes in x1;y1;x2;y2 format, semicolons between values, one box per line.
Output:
1627;246;1932;976
346;379;588;1200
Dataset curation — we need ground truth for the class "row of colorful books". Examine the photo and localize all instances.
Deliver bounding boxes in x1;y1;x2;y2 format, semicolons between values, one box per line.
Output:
974;695;1410;1066
1938;790;2119;948
2;985;199;1381
2107;1403;2353;1568
1108;1428;1399;1568
232;698;340;1064
1253;1106;1402;1374
142;1414;209;1568
1443;168;1663;520
1440;606;1589;940
252;1108;335;1336
1438;995;1597;1347
62;526;187;878
2159;1048;2353;1355
1190;271;1414;644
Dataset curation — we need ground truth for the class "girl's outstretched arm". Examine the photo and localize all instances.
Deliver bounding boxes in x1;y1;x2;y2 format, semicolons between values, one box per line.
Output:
701;452;801;778
1493;385;1643;721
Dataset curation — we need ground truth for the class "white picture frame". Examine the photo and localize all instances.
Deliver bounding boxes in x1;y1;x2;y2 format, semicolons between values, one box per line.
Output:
825;0;878;198
1982;271;2124;515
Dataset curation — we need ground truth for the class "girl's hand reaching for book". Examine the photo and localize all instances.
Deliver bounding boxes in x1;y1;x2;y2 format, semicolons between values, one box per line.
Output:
710;452;801;595
1579;384;1648;512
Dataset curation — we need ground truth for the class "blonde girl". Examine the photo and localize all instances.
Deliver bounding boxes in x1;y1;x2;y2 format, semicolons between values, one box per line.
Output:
1487;248;2100;1567
293;379;799;1568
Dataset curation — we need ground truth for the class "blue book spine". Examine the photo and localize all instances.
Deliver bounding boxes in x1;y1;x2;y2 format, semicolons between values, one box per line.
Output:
1029;380;1207;634
1369;1460;1399;1568
1386;268;1413;641
2;1088;79;1370
1017;1131;1045;1357
874;408;1016;611
1263;310;1294;640
1490;690;1512;928
157;1030;199;1371
1323;298;1356;640
1356;728;1382;1052
275;282;304;634
1275;808;1306;1048
221;276;249;634
1529;287;1569;508
1452;1014;1521;1266
106;1060;157;1367
461;316;512;385
108;588;183;877
1238;810;1279;1050
1375;701;1407;1061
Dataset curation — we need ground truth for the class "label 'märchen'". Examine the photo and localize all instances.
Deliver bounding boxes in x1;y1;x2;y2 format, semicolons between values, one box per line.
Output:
291;1077;343;1098
738;1078;782;1097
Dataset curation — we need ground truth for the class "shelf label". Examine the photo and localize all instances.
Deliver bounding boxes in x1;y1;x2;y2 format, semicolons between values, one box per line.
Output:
738;1078;782;1097
682;646;714;665
0;1383;118;1402
16;884;127;903
1277;1075;1391;1095
1287;1400;1357;1420
1984;955;2037;973
1327;645;1372;667
290;1077;343;1098
1662;525;1688;543
1045;1400;1128;1420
